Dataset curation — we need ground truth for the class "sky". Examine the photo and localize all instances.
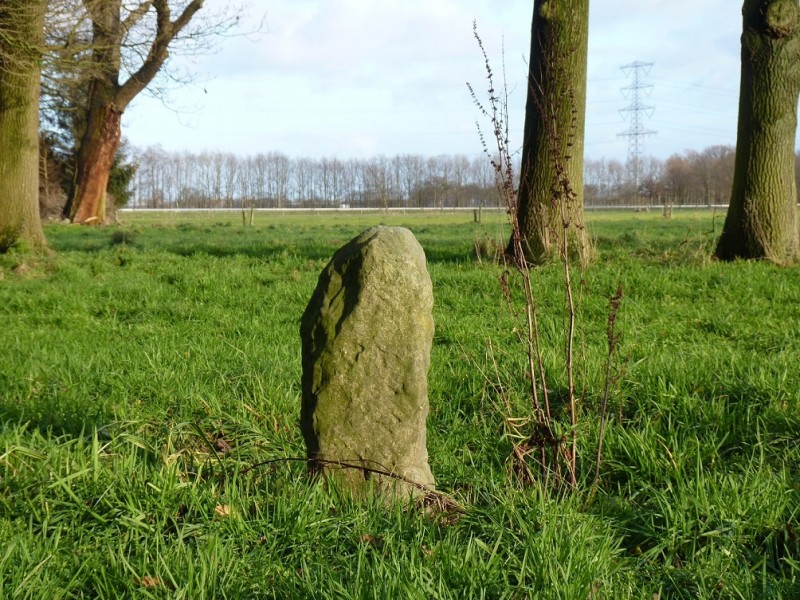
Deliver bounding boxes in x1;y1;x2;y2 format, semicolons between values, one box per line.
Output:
122;0;797;163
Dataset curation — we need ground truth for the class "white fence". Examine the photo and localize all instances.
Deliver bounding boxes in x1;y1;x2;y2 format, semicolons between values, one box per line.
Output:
119;205;735;215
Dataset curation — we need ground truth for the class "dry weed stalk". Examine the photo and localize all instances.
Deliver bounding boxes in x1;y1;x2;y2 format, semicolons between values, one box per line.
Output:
469;23;574;489
470;23;621;493
589;283;623;502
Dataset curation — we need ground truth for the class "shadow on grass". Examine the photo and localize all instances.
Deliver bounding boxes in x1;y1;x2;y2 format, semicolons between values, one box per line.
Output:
0;374;115;437
422;247;482;265
45;225;479;265
48;233;334;263
166;242;337;262
0;393;113;440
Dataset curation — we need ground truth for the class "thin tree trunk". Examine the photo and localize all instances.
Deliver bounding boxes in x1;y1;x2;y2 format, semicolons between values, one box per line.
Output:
510;0;591;264
716;0;800;264
0;0;47;251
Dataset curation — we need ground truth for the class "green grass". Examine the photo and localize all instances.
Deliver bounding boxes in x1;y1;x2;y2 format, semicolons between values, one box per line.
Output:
1;209;798;598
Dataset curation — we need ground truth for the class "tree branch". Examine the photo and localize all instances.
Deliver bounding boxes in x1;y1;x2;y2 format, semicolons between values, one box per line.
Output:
80;0;103;24
121;0;154;33
115;0;203;109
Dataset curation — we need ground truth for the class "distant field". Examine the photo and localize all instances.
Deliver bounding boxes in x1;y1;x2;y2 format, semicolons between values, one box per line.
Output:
1;210;798;597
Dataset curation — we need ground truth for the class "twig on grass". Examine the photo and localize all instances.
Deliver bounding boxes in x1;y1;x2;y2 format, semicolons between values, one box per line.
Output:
238;456;463;515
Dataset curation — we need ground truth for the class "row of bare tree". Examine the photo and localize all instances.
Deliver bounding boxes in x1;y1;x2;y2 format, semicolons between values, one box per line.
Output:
129;147;501;209
128;145;800;210
586;146;739;206
589;148;800;208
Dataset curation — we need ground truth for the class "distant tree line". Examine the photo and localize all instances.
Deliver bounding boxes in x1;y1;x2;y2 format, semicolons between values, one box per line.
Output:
125;144;800;210
127;148;503;209
585;146;738;207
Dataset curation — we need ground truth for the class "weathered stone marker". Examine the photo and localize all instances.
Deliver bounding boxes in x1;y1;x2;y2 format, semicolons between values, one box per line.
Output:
300;226;435;499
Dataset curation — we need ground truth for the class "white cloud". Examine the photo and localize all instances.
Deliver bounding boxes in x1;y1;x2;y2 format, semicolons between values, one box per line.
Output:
125;0;796;161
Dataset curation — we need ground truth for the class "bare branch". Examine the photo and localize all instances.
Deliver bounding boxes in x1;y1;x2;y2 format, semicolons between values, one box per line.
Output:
116;0;202;109
121;0;154;33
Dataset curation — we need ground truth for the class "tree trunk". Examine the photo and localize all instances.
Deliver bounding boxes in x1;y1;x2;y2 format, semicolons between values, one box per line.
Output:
510;0;591;264
64;0;205;225
0;0;47;251
716;0;800;264
69;97;122;224
63;0;123;225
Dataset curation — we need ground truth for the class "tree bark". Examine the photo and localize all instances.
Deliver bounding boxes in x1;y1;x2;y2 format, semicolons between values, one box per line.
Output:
715;0;800;264
0;0;47;251
510;0;591;264
65;0;204;225
70;102;122;224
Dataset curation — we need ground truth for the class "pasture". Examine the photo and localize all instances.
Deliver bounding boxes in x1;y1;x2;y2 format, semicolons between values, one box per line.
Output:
1;210;799;598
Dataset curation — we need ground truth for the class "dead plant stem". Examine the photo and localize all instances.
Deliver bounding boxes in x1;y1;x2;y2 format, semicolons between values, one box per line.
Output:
561;227;577;488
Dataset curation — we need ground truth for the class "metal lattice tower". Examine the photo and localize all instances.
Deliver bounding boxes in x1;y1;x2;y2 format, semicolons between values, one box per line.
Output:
617;61;656;192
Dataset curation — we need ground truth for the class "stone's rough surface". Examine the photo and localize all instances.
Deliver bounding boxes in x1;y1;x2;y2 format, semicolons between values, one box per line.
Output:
300;226;435;498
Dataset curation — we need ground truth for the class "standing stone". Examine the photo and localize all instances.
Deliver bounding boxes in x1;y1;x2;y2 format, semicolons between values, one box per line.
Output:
300;226;435;499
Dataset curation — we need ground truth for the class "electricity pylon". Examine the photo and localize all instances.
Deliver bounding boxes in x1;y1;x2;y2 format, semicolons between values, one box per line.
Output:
618;61;656;196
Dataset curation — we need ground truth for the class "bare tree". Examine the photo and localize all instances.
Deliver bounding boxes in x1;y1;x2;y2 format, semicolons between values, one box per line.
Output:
269;152;291;208
451;155;470;208
704;145;736;204
58;0;242;224
294;157;317;206
364;155;390;209
401;154;424;207
663;154;693;207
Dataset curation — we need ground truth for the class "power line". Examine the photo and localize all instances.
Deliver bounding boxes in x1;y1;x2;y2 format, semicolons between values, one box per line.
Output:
656;98;737;117
649;77;739;98
617;60;656;189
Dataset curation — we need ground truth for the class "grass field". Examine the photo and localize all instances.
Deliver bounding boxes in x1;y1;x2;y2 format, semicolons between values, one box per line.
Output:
1;209;799;598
